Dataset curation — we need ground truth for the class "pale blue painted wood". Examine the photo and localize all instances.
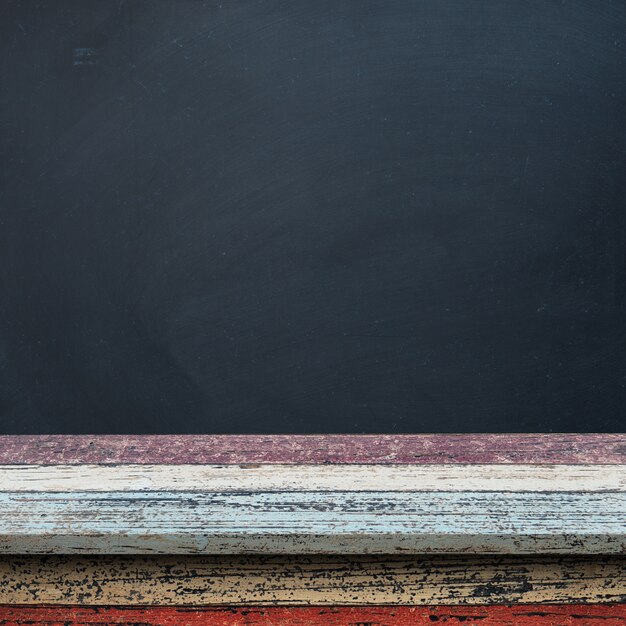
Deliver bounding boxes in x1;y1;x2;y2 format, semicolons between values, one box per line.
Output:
0;491;623;554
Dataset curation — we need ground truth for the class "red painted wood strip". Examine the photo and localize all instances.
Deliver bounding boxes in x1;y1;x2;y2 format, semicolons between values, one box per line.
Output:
0;606;625;625
0;434;624;465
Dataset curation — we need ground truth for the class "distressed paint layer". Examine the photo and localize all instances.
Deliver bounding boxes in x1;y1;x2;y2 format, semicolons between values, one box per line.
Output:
2;464;625;492
0;491;624;554
0;605;625;625
0;435;624;465
0;555;624;605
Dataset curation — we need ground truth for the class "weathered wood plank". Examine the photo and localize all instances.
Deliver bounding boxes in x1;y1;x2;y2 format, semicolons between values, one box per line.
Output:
0;555;624;605
0;491;624;554
0;605;625;625
3;464;624;492
0;435;624;465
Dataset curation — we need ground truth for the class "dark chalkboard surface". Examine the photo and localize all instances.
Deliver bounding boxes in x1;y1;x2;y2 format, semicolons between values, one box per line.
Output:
1;1;625;433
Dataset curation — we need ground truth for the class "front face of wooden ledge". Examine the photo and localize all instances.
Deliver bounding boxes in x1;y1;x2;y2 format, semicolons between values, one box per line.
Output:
0;436;623;556
0;470;624;555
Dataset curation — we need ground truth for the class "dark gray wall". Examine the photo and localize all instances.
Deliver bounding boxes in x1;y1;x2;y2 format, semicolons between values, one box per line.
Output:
1;1;625;433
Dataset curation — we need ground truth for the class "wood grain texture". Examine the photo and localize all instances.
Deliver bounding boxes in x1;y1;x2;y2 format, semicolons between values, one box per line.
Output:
1;605;625;625
1;555;624;605
0;435;624;465
0;491;624;554
3;464;625;492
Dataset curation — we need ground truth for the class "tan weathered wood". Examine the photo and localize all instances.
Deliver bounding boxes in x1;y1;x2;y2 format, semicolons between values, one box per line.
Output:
1;555;624;605
2;464;625;492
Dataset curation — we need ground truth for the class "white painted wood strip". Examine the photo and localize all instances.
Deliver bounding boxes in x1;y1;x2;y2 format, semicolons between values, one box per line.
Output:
1;464;625;492
0;491;624;554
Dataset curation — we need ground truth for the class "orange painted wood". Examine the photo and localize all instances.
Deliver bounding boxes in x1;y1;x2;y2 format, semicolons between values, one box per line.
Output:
0;606;625;625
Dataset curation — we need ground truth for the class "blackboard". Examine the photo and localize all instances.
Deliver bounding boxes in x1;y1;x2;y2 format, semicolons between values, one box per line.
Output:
1;1;625;434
